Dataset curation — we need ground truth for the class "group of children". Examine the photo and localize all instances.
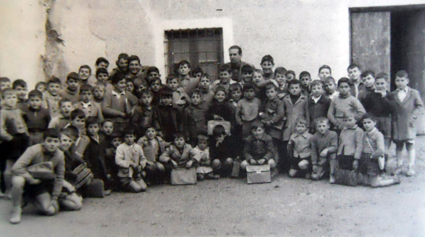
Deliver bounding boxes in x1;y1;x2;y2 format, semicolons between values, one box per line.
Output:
1;49;423;224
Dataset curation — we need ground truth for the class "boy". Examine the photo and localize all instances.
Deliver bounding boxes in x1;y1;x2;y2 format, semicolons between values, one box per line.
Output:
328;78;365;132
13;79;28;111
286;70;296;81
131;88;160;137
197;74;215;109
48;99;73;130
101;119;115;138
240;64;254;86
212;64;235;94
156;87;185;142
299;71;311;96
79;65;96;85
358;70;376;104
127;55;147;87
73;84;104;122
43;76;63;118
95;57;109;70
363;73;393;153
241;121;277;171
95;68;114;93
24;90;51;145
347;64;364;98
0;77;11;90
287;118;313;178
102;71;138;132
318;65;332;81
260;55;275;80
9;128;64;224
146;67;161;83
236;83;261;138
389;70;424;176
336;113;364;173
310;117;338;181
177;60;198;95
149;77;162;107
166;75;190;109
92;82;106;105
60;72;80;104
185;89;208;145
110;53;129;78
306;80;331;133
115;127;147;192
274;67;288;98
324;76;339;100
159;133;195;171
191;134;218;180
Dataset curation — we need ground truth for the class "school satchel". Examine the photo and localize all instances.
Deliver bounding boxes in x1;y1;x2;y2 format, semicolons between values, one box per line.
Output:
207;120;231;136
71;163;94;189
83;179;105;198
333;169;358;187
171;167;197;185
27;162;56;180
246;165;271;184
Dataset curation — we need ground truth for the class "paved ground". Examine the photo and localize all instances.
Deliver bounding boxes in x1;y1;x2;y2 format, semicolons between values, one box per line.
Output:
1;137;425;237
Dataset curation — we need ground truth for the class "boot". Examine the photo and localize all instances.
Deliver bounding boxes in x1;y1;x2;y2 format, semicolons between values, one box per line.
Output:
9;206;22;224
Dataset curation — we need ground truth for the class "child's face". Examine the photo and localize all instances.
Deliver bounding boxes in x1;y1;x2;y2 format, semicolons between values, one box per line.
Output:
112;137;122;148
198;140;208;151
244;88;255;100
118;58;129;72
145;127;157;140
362;118;376;132
219;71;231;83
137;84;146;93
29;96;42;109
191;93;202;105
311;84;324;98
266;87;277;100
199;77;210;89
96;62;108;70
150;80;162;92
375;78;388;92
300;76;311;87
348;67;361;81
0;81;11;90
344;116;357;129
15;86;28;100
60;134;75;151
289;84;301;96
395;76;409;89
215;134;225;143
252;126;265;139
275;73;286;86
115;79;127;92
319;69;331;80
124;134;136;145
141;93;153;106
316;121;330;135
167;79;179;91
96;73;109;83
194;72;202;81
126;81;134;93
102;122;114;135
129;60;140;74
242;71;253;82
48;83;61;96
214;90;226;103
325;81;336;94
161;96;173;106
87;123;100;136
93;88;105;100
231;89;242;101
36;84;46;92
80;91;92;103
286;73;295;81
3;94;17;107
362;75;375;88
178;64;190;76
79;68;90;81
148;72;160;81
261;61;274;74
253;72;265;85
60;102;73;117
174;137;185;149
43;136;61;153
72;117;86;130
67;79;79;91
295;123;307;134
338;82;351;96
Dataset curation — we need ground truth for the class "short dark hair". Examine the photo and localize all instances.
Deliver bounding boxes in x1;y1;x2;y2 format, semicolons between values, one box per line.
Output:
287;79;301;88
43;128;61;140
310;80;324;88
286;70;296;78
395;70;408;78
123;126;137;136
219;64;231;73
212;125;226;137
361;113;377;123
147;66;160;75
95;57;109;67
274;67;287;76
85;117;100;129
337;77;351;87
242;82;255;92
48;76;61;85
128;55;140;64
79;65;91;74
251;120;265;130
314;117;330;127
140;88;153;97
241;64;253;74
166;74;178;83
110;71;126;85
324;76;336;85
79;84;93;94
178;60;191;69
229;45;242;55
174;132;185;140
148;77;162;87
361;70;375;78
96;68;109;77
70;109;86;120
299;71;311;79
28;89;43;99
12;79;27;89
35;81;47;90
191;67;203;77
375;72;389;82
67;72;80;82
318;65;332;74
261;55;274;65
116;53;129;66
0;77;10;83
102;119;114;127
230;83;242;93
159;86;173;97
347;64;361;71
59;98;72;106
60;125;79;141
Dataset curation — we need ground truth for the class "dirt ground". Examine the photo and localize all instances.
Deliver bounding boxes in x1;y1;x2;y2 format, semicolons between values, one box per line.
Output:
1;137;425;237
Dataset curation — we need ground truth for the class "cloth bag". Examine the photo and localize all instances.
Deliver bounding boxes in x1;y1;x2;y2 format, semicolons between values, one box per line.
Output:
171;167;197;185
246;165;271;184
27;162;56;180
333;169;358;186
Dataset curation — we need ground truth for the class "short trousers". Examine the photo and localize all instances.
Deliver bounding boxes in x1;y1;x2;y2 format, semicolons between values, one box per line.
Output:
393;139;415;145
290;156;311;171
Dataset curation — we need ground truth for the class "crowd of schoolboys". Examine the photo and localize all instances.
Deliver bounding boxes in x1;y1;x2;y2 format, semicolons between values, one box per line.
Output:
1;46;423;224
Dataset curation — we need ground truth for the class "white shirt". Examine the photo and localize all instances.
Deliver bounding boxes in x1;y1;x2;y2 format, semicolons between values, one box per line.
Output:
312;95;322;104
397;87;408;102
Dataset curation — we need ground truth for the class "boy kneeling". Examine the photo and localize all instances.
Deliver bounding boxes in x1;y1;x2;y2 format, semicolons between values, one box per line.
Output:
9;129;65;224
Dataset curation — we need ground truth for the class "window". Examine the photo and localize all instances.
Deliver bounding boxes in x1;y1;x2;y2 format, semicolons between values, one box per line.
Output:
164;28;224;80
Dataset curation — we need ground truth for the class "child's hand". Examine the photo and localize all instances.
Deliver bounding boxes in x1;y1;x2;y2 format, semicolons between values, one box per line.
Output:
312;165;318;173
186;160;193;168
319;149;328;157
29;179;41;185
249;159;257;165
258;159;266;165
120;112;127;118
352;160;359;170
50;200;59;213
171;160;178;168
147;161;155;167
